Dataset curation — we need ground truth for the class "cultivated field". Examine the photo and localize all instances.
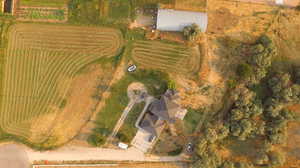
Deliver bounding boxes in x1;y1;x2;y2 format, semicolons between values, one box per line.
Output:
0;23;123;143
132;40;201;76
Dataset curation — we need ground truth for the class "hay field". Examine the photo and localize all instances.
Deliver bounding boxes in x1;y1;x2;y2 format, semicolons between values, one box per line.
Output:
0;23;123;143
132;40;201;76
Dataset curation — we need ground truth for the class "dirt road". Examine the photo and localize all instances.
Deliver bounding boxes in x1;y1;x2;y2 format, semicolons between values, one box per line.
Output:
0;143;183;165
0;144;30;168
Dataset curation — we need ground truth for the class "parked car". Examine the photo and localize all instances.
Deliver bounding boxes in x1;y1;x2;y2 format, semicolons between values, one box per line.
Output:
127;64;137;72
186;142;194;152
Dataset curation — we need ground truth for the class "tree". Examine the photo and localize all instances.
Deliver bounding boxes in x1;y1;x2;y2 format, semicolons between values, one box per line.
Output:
205;128;218;143
268;151;286;166
220;161;236;168
254;151;269;165
183;23;201;41
236;63;253;80
196;138;208;156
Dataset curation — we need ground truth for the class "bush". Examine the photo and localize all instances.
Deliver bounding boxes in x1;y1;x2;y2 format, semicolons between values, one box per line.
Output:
168;146;183;156
268;151;286;166
87;133;105;147
236;63;253;80
116;132;129;143
183;23;201;41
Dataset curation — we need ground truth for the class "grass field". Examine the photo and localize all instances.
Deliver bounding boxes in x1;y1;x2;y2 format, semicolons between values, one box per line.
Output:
118;102;145;143
20;0;68;7
132;40;201;76
0;23;123;143
183;108;205;134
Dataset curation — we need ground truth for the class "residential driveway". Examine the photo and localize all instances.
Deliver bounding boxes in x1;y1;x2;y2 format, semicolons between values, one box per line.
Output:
0;144;30;168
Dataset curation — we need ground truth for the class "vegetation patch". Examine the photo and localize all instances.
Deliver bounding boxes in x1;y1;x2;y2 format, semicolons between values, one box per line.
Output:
190;35;300;168
89;69;170;146
118;102;145;143
184;108;205;134
17;7;66;22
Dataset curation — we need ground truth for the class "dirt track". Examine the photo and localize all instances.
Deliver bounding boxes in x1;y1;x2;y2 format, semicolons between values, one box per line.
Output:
0;144;30;168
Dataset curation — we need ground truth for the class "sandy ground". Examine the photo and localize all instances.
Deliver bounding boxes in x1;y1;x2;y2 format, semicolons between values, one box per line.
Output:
0;144;30;168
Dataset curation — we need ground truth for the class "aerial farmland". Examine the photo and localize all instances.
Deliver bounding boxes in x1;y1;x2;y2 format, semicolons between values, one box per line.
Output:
0;0;299;168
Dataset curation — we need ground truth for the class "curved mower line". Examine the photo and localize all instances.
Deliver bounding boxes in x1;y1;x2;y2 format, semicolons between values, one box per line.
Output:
0;23;123;143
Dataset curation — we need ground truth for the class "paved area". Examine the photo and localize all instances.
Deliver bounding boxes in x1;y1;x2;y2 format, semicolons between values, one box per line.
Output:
0;144;30;168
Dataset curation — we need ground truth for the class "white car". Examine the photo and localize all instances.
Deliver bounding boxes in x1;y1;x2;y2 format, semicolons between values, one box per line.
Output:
127;64;137;72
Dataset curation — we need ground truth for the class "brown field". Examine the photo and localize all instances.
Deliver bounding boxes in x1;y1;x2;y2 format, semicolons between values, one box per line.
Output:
208;0;277;36
175;0;206;12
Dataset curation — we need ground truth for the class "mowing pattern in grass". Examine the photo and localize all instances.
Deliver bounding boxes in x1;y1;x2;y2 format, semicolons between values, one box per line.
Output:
1;23;123;142
132;40;200;75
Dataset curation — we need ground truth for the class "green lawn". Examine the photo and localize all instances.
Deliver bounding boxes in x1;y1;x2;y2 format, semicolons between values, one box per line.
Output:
109;0;131;20
90;69;169;145
20;0;68;7
118;102;145;143
68;0;100;24
184;108;205;134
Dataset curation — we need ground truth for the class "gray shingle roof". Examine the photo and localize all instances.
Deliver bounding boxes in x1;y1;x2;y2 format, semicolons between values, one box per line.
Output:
156;9;208;32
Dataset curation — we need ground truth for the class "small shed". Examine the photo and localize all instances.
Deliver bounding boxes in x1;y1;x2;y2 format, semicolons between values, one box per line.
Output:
156;9;208;32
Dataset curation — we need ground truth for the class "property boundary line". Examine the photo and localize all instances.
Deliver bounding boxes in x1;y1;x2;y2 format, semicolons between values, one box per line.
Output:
32;164;118;168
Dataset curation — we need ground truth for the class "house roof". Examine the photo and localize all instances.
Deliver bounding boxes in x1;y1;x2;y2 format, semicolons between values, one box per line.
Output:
139;113;159;136
149;91;180;122
156;9;208;32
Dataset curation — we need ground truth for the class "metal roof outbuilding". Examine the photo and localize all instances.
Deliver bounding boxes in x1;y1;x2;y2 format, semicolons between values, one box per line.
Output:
156;9;208;32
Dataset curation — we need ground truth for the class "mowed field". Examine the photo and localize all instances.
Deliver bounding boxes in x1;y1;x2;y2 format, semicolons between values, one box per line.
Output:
0;23;123;143
132;40;201;76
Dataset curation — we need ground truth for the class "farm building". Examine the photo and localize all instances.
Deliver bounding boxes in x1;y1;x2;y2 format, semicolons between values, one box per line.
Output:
156;9;208;32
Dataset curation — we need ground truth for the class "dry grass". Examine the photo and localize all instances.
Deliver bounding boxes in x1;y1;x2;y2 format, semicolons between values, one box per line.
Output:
175;0;206;12
132;40;201;77
0;23;123;144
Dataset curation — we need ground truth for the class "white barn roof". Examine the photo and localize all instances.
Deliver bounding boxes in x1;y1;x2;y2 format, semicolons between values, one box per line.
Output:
156;9;208;32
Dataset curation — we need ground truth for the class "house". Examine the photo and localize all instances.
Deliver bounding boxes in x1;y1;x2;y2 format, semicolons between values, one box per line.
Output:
156;9;208;32
136;89;181;140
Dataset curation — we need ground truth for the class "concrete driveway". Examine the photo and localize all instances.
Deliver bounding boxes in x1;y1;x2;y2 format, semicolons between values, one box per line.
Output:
0;144;30;168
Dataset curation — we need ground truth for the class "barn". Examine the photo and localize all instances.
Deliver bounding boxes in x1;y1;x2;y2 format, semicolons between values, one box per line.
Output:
156;9;208;32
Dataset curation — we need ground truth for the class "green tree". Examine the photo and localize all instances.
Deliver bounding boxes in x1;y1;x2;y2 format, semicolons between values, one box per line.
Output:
236;63;253;80
268;151;286;166
183;23;201;41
